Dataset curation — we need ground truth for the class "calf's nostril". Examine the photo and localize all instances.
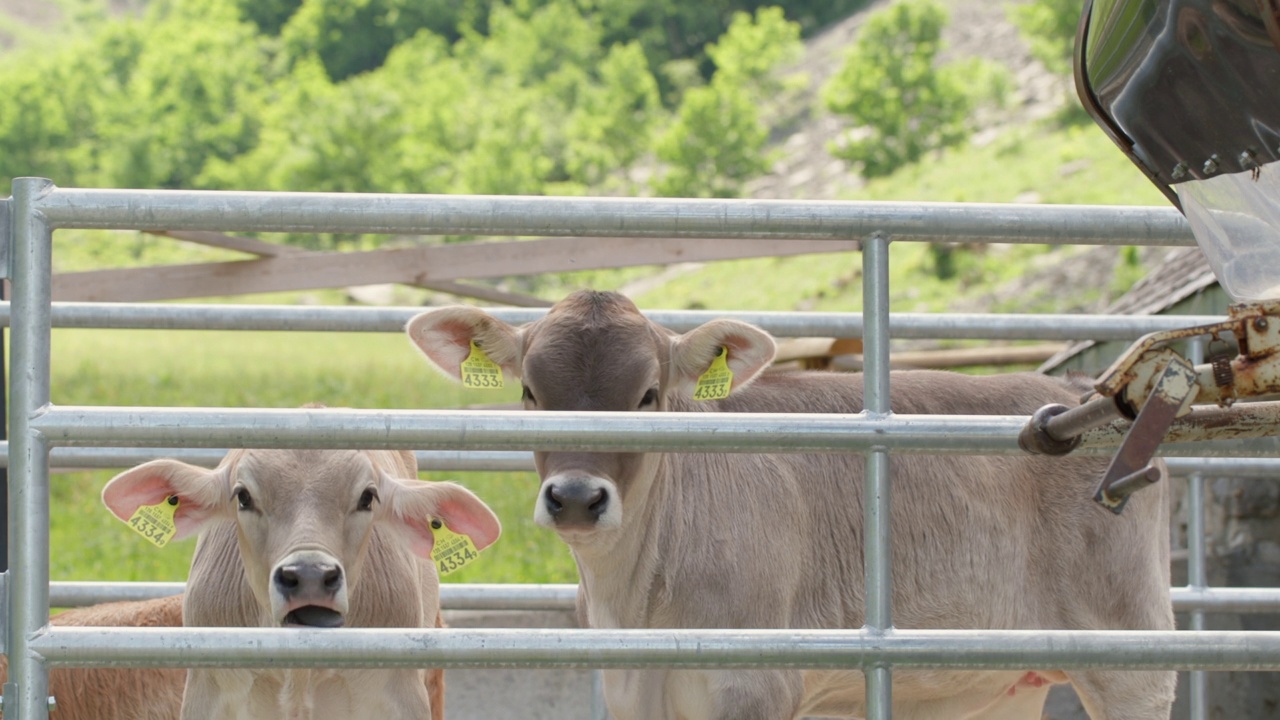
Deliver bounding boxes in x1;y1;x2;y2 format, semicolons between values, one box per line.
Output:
323;566;342;591
275;566;299;591
587;488;608;515
545;487;565;515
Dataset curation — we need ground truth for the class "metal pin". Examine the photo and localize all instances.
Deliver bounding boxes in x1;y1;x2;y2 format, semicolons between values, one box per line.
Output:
1171;163;1188;180
1100;464;1163;508
1203;155;1220;174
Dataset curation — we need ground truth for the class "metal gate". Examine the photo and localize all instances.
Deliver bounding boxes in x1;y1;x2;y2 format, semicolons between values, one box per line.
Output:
6;177;1280;720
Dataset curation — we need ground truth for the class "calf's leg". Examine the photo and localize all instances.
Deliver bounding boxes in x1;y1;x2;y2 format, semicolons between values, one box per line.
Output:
1068;669;1176;720
707;669;805;720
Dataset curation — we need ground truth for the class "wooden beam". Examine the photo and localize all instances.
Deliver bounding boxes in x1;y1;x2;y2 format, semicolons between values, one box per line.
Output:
831;343;1069;371
149;230;303;257
147;231;552;307
53;236;859;302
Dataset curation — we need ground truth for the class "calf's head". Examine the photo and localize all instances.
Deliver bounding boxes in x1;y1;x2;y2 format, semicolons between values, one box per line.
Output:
407;290;775;545
102;448;500;627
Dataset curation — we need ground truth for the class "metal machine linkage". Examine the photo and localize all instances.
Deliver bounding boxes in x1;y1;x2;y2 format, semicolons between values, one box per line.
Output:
1020;300;1280;513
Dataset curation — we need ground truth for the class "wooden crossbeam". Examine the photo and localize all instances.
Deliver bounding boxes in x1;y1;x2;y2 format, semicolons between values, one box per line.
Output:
55;236;859;303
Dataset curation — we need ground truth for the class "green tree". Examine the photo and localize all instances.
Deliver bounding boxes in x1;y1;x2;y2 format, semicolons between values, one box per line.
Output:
0;0;270;189
822;0;1003;178
564;41;662;190
651;7;802;197
280;0;473;80
1009;0;1082;76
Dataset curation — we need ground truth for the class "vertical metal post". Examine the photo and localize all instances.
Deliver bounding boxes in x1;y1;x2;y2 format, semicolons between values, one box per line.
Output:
862;233;893;718
1186;337;1208;720
1;270;8;574
590;669;609;720
6;178;54;720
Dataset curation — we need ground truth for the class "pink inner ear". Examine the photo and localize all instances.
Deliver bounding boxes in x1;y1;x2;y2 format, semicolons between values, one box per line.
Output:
435;496;502;552
408;315;475;379
399;517;438;559
395;484;502;561
103;473;179;523
102;467;218;541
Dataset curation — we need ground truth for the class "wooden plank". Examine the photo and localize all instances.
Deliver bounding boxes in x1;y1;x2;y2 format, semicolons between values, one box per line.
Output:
149;230;304;257
52;236;859;302
409;280;554;307
832;343;1069;371
148;230;551;306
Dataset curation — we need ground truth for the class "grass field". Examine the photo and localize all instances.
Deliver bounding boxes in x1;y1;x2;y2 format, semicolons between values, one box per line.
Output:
20;114;1168;590
45;328;577;586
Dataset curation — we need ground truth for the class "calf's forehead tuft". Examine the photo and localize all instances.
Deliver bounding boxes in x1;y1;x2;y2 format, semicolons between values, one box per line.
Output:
234;449;378;490
547;290;642;321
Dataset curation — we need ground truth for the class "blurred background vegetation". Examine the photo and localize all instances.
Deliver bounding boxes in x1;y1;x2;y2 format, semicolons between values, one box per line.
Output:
2;0;1173;587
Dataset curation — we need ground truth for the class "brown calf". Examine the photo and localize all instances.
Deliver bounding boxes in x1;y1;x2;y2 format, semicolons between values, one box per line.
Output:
407;290;1174;720
102;447;499;720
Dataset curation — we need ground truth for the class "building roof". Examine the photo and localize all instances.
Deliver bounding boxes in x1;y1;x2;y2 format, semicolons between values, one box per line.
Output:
1038;246;1218;372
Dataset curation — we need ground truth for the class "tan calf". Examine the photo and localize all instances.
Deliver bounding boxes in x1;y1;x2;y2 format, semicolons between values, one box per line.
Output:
102;447;499;720
0;595;185;720
0;595;445;720
407;290;1175;720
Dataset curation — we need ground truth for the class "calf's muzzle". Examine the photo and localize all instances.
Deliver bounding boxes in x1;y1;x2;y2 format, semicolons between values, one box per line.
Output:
273;553;346;628
544;479;610;526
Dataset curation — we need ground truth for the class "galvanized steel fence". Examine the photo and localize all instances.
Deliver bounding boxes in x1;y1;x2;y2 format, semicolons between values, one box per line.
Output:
5;177;1280;720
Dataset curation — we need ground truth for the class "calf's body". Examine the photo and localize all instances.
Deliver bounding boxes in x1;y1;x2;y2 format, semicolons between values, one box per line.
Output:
103;446;499;720
408;290;1174;720
0;595;185;720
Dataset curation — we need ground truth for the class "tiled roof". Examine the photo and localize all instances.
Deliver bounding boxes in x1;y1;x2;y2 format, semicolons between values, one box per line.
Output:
1038;246;1218;372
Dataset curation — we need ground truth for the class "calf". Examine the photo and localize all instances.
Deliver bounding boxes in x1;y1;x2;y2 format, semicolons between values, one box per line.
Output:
102;446;500;720
0;595;185;720
407;290;1175;720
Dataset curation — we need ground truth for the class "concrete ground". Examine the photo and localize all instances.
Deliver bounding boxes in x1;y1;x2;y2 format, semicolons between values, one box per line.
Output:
442;609;605;720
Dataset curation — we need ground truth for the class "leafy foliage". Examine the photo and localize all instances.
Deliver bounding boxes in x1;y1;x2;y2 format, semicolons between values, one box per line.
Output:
651;7;802;197
1;0;906;234
822;0;1008;178
1008;0;1081;76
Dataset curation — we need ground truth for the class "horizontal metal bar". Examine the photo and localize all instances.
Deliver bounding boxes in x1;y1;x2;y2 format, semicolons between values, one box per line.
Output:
49;583;579;612
27;406;1032;454
50;583;1280;615
1080;401;1280;453
51;582;183;606
1164;457;1280;477
1171;588;1280;614
0;444;536;472
0;302;1227;341
32;187;1195;246
28;406;1280;457
12;443;1280;474
30;627;1280;671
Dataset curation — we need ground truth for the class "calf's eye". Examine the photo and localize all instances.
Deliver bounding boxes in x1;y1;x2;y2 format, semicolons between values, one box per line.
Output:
639;388;659;408
235;487;254;512
522;385;537;404
357;488;378;512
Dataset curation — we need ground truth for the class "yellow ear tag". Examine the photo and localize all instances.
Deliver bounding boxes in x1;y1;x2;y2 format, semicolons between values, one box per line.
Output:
430;518;483;576
460;340;504;390
693;346;733;401
127;496;179;548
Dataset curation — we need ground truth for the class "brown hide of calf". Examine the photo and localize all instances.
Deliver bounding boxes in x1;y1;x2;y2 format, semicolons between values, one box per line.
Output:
0;596;445;720
0;595;185;720
407;290;1175;720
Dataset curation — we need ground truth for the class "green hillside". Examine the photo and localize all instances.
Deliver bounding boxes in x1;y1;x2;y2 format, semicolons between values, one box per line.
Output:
5;0;1181;589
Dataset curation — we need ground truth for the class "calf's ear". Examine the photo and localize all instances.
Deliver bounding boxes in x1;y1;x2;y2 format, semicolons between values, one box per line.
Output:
101;459;229;541
387;478;503;559
406;307;522;383
669;319;777;398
